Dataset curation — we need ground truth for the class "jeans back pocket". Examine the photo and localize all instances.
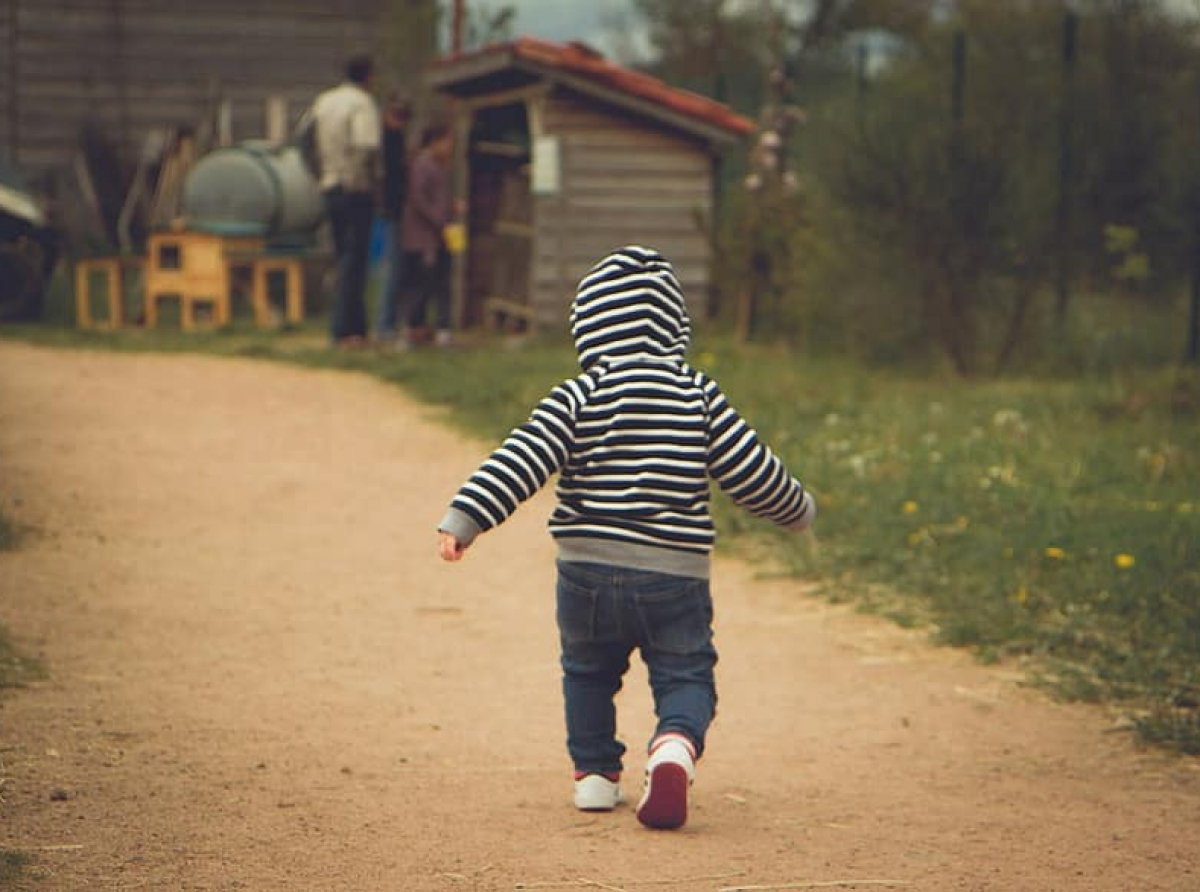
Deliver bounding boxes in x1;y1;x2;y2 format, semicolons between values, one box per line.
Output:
633;576;713;655
556;565;601;644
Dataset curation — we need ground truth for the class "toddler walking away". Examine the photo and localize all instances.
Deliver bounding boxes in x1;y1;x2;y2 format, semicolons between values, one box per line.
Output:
437;246;815;830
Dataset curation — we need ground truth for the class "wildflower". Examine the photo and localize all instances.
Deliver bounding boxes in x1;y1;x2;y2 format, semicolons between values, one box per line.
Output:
1114;553;1136;570
992;409;1023;427
902;500;919;514
1013;585;1028;605
908;528;933;547
1044;547;1066;560
697;350;716;367
992;409;1028;438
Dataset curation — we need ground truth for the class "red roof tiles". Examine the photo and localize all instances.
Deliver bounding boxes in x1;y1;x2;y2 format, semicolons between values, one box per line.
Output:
435;36;756;139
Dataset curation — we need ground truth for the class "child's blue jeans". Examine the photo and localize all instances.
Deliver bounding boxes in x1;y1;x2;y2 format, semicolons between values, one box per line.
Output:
556;560;718;775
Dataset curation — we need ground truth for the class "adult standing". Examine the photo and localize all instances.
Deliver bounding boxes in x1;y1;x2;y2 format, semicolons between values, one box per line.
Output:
375;97;411;341
400;122;458;348
312;54;381;347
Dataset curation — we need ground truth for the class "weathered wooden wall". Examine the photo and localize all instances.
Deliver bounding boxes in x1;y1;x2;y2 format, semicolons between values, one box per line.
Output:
1;1;16;166
533;89;714;327
0;0;431;180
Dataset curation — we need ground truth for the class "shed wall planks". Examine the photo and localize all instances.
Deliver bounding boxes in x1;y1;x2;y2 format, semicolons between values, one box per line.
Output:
531;90;714;327
2;0;417;178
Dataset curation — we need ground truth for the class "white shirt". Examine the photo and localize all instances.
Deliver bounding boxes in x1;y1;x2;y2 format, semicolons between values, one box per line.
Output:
311;81;381;193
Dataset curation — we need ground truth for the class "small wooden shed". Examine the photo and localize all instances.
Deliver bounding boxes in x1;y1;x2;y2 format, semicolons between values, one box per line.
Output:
427;38;755;331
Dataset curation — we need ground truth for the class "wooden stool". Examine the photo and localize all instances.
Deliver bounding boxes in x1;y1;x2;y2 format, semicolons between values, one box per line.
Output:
251;256;305;327
485;296;535;332
75;256;142;329
144;231;263;330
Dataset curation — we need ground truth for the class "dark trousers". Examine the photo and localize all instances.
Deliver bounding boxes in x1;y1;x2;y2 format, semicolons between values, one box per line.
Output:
324;187;372;341
401;248;451;331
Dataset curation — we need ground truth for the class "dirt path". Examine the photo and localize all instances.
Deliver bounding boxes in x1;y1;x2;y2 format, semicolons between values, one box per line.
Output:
0;341;1197;892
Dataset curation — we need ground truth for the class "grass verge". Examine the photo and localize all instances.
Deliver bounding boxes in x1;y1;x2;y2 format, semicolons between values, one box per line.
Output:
0;507;44;690
2;323;1197;753
0;850;32;887
1;506;42;888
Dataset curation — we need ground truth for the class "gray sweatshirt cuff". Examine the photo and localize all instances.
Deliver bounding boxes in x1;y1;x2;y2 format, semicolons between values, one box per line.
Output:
438;507;483;546
787;491;817;532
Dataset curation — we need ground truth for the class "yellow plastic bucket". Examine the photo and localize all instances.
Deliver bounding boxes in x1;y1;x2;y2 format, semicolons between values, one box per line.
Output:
443;222;466;255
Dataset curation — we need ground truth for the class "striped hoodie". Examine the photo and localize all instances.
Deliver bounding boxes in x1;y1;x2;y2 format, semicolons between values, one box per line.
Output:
438;245;815;579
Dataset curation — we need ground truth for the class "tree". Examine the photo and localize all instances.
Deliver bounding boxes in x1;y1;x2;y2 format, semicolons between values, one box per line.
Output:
812;0;1200;373
382;0;440;89
629;0;941;334
818;1;1064;374
460;2;516;52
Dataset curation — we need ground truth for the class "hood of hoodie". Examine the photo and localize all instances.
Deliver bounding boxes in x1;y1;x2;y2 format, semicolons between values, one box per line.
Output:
569;246;692;371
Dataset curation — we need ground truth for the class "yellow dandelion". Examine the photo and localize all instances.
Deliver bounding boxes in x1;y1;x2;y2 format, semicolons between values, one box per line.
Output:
1114;553;1136;570
1044;546;1066;560
1013;585;1028;605
902;500;919;514
697;350;717;367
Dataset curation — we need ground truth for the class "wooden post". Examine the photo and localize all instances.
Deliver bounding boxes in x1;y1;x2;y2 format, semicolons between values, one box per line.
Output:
1191;70;1200;365
452;0;465;53
450;107;473;329
951;29;966;125
265;95;288;144
5;0;17;164
217;98;233;147
1055;10;1078;330
1189;228;1199;364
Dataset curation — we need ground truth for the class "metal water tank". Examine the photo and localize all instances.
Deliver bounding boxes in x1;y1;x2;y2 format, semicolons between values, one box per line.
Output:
181;142;323;240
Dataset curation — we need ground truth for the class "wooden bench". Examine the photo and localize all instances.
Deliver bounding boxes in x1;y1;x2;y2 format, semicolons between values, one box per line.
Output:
143;231;264;330
485;296;535;332
250;255;305;327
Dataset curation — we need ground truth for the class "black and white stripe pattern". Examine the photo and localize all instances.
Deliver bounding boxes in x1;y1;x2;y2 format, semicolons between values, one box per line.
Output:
444;246;812;568
570;245;692;371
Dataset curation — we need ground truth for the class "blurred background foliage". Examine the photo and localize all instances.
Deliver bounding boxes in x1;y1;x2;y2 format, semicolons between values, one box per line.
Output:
625;0;1200;376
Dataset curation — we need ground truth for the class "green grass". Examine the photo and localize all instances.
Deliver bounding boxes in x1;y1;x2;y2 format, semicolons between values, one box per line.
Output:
0;509;16;552
0;628;44;691
2;322;1198;753
0;506;44;691
0;850;32;888
705;346;1200;755
1;502;41;889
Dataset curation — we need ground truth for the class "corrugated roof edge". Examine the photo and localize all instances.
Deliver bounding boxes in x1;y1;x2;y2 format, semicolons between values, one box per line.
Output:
432;36;756;139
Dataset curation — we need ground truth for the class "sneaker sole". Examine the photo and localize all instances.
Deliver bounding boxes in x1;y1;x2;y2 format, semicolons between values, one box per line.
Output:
636;762;689;829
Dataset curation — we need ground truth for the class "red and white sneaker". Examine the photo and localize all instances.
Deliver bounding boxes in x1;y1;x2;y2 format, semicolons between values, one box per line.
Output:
573;771;622;811
636;733;696;829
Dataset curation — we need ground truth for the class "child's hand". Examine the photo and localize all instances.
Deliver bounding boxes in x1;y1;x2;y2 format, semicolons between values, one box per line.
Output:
438;530;468;562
